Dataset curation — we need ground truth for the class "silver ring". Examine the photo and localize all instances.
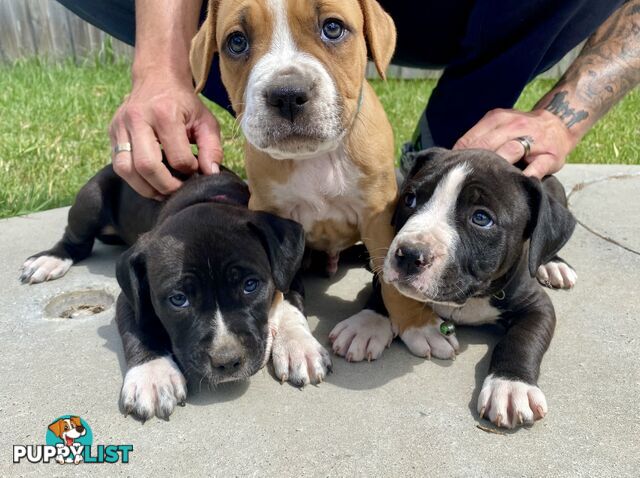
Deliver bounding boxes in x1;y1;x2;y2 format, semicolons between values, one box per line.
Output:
515;136;534;158
112;142;132;155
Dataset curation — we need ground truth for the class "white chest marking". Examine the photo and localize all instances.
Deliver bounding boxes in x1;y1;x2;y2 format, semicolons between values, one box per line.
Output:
431;297;502;325
270;145;364;231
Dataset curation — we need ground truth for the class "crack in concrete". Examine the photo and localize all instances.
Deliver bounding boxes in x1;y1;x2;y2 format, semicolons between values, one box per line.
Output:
567;172;640;257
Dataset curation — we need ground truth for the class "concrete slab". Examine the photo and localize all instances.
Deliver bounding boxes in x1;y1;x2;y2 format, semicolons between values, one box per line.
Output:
1;165;639;477
568;171;640;252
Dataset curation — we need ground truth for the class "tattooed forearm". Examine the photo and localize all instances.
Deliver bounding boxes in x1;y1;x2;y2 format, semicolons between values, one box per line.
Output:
536;0;640;134
544;91;589;128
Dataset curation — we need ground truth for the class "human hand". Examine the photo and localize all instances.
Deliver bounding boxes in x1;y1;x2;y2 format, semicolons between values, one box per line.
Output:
109;72;223;199
453;108;578;178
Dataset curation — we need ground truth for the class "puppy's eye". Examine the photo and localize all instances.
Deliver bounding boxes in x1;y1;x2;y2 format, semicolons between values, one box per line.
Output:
168;292;190;308
471;210;494;228
227;32;249;55
322;19;345;41
243;279;260;294
404;192;417;209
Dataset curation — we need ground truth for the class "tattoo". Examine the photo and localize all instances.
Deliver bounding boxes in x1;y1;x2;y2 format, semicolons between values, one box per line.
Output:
539;0;640;131
545;91;590;128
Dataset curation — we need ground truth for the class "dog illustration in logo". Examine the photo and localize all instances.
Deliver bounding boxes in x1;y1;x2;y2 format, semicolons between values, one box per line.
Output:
48;416;86;464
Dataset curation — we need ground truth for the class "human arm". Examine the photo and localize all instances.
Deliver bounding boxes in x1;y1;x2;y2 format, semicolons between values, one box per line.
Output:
454;0;640;177
110;0;223;199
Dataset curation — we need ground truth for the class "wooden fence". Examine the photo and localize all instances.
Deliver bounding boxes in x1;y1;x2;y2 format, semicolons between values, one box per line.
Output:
0;0;579;79
0;0;133;63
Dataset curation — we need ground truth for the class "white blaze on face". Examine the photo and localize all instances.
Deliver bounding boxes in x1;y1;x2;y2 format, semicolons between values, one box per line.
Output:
241;0;342;158
383;163;471;299
212;308;241;351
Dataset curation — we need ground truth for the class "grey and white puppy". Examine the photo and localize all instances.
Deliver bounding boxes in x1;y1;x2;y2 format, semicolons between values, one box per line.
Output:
380;147;576;428
20;165;325;420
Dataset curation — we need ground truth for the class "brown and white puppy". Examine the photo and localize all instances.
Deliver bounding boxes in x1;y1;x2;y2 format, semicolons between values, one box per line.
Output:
48;417;86;464
191;0;443;374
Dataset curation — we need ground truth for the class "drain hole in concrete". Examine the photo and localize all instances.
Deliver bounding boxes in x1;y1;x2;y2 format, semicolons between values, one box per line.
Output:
60;304;106;318
45;289;115;319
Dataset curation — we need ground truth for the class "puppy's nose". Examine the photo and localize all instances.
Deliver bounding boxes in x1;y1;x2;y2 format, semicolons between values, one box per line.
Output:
266;86;310;122
210;351;243;373
75;425;85;433
394;245;434;275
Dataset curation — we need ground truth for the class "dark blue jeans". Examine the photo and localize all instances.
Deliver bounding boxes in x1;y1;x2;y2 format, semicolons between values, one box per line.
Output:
57;0;622;148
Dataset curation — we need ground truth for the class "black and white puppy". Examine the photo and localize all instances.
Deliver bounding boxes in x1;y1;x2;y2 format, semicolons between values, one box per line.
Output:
380;147;576;428
20;165;328;420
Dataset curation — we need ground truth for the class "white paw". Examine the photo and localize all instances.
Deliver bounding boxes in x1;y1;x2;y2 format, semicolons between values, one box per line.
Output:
537;261;577;289
20;255;72;284
399;319;459;359
120;356;187;420
329;309;393;362
271;301;332;386
477;374;548;428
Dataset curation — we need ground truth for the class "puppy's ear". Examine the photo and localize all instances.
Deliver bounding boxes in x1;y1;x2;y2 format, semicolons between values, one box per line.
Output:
48;420;64;438
359;0;396;79
524;177;576;276
116;238;154;324
190;0;219;93
249;212;305;292
404;147;450;182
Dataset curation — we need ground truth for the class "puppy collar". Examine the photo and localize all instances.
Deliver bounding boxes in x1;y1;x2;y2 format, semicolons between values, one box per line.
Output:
492;289;506;301
356;84;364;115
350;83;365;125
489;263;523;301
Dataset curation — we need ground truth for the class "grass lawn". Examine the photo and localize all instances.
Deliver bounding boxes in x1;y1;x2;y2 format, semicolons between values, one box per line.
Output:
0;59;638;219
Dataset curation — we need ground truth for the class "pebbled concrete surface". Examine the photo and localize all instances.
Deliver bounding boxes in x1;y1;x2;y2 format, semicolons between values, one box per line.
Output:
0;165;638;477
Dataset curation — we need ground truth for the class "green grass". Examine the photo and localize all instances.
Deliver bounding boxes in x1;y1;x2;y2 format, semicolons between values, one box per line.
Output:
1;59;638;218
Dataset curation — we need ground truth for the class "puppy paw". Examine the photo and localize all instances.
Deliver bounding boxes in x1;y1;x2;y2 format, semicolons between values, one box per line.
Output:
20;255;72;284
399;319;459;359
271;302;332;386
537;260;577;290
120;356;187;421
329;309;393;362
477;374;548;428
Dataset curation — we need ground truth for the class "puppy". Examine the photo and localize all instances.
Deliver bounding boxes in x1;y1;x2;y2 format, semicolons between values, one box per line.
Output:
21;166;323;419
190;0;443;371
48;416;86;464
376;147;576;428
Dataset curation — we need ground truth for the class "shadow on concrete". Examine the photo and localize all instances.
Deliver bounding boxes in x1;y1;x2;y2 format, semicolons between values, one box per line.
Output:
188;380;251;406
97;316;252;408
83;242;127;280
91;243;506;409
97;318;126;375
298;246;503;391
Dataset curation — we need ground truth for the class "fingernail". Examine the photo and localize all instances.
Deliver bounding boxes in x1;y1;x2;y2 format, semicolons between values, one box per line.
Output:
153;195;166;202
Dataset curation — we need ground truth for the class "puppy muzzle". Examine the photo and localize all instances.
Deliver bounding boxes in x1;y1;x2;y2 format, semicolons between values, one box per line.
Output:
383;235;453;302
241;55;344;159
